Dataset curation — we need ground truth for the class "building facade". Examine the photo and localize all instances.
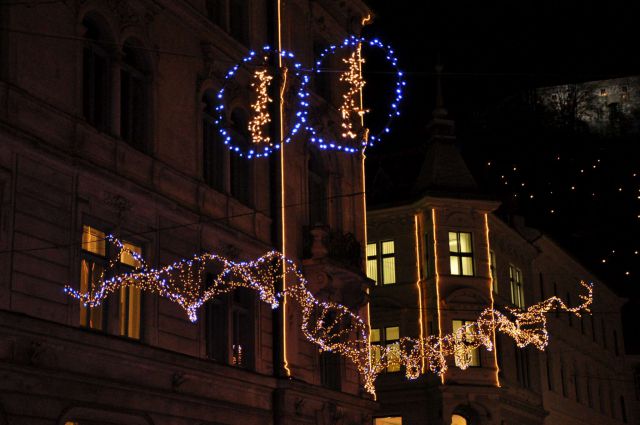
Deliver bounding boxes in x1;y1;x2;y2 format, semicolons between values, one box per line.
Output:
0;1;377;424
366;98;637;425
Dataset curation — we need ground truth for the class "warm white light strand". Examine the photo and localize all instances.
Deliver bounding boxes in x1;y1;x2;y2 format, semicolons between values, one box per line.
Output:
64;236;593;396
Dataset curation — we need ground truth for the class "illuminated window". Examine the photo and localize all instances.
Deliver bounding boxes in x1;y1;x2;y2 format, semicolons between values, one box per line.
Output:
371;326;401;372
366;241;396;285
374;417;402;425
489;250;498;293
509;265;524;308
449;232;473;276
600;88;608;97
80;225;107;331
451;415;468;425
79;225;142;339
452;320;480;367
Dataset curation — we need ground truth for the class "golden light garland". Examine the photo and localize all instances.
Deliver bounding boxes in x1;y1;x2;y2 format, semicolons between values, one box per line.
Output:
65;236;593;396
248;66;274;145
338;44;368;140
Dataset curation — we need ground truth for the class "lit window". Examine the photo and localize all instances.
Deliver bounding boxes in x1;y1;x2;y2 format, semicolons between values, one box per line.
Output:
451;415;468;425
452;320;480;367
489;250;498;293
79;225;142;339
371;326;401;372
366;240;396;285
449;232;474;276
600;88;608;96
374;417;402;425
509;265;525;308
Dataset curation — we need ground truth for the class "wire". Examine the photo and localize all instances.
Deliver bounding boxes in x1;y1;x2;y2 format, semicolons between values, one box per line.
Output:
0;189;364;255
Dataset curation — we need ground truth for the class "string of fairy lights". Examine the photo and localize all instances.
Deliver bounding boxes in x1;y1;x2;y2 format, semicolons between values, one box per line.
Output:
65;235;594;396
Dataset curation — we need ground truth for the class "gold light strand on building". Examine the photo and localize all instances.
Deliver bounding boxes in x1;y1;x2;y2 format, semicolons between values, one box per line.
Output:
65;235;593;396
339;44;367;140
248;67;274;145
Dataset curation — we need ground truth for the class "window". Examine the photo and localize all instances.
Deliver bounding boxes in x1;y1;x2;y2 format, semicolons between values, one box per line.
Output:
546;350;554;391
120;40;149;150
560;362;568;397
205;283;255;369
79;225;142;338
509;265;524;308
602;318;607;348
553;282;560;318
489;250;498;292
515;346;530;388
621;396;628;423
452;320;480;367
229;108;253;206
82;15;111;132
591;315;597;342
320;351;341;391
423;232;432;278
308;151;327;225
451;415;468;425
202;89;225;191
538;272;544;300
574;364;581;402
449;232;473;276
587;374;593;407
614;330;620;356
366;241;396;285
313;41;332;102
567;292;573;326
374;417;402;425
206;0;249;45
600;88;608;97
371;326;401;372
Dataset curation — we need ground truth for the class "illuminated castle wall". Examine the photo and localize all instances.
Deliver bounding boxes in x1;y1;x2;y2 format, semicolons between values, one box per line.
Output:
0;1;376;424
366;103;636;425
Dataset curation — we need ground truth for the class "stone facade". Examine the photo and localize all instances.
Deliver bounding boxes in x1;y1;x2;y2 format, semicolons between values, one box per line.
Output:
0;0;376;424
366;104;636;424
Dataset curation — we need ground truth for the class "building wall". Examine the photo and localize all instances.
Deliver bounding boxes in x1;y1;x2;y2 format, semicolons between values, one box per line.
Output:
0;0;376;424
367;201;635;425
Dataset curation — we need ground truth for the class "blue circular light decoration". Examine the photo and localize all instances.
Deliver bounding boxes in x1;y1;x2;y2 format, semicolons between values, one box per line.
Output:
309;35;405;153
215;46;311;159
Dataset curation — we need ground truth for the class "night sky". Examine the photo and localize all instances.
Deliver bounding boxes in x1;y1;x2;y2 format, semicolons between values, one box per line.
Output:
359;1;640;351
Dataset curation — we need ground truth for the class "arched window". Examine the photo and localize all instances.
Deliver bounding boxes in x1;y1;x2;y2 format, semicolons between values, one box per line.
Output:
82;14;112;132
120;39;149;150
202;89;225;191
308;151;327;225
229;107;252;206
451;414;468;425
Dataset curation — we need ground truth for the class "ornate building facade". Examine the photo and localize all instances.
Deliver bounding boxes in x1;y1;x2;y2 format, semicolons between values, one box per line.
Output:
0;1;376;424
366;91;637;425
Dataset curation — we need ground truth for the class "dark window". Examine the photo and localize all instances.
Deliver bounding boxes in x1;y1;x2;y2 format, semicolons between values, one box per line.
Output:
313;41;331;102
567;292;573;326
202;90;225;191
574;364;581;402
120;40;149;150
308;151;327;225
229;108;253;206
560;363;568;397
614;330;620;356
82;16;111;132
546;350;554;391
229;0;249;45
515;345;530;388
591;314;596;342
320;351;341;391
205;0;225;27
621;396;628;423
602;318;607;348
587;375;593;407
538;272;544;300
205;284;255;369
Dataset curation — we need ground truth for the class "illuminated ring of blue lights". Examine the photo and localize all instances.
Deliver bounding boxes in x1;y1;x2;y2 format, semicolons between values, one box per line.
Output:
215;46;310;159
309;35;405;153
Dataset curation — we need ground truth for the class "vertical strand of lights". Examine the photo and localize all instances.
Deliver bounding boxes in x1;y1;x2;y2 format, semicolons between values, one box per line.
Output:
431;208;445;384
414;213;426;373
484;213;501;387
276;0;290;377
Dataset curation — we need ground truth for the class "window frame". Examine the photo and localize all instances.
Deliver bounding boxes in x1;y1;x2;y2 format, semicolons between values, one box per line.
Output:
448;231;474;276
366;240;397;285
509;264;525;308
